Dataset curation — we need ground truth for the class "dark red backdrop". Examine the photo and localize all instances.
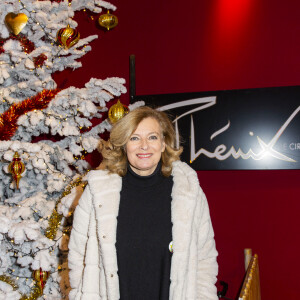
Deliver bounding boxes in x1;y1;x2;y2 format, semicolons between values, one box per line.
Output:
53;0;300;298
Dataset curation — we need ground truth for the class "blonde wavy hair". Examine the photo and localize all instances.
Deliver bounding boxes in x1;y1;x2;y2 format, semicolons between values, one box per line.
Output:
99;106;183;177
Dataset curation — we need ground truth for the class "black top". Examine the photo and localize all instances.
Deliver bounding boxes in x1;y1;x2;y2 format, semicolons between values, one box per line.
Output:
116;163;173;300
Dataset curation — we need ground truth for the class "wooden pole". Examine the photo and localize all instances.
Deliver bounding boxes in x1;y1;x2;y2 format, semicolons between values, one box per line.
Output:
129;55;136;102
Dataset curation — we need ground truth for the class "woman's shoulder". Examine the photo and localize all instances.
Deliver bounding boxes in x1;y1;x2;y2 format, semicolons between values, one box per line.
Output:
87;168;121;179
172;160;198;177
86;169;122;195
171;160;200;189
171;161;210;219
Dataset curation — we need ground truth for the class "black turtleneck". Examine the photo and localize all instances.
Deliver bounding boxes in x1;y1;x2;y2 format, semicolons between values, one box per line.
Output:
116;162;173;300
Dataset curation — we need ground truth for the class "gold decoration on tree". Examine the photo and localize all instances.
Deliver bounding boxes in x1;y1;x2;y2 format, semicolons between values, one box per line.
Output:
45;209;63;241
20;284;42;300
45;177;87;240
8;152;25;189
0;274;42;300
108;100;129;123
98;10;118;30
56;25;80;49
32;268;50;292
5;13;28;35
0;275;18;291
0;178;88;299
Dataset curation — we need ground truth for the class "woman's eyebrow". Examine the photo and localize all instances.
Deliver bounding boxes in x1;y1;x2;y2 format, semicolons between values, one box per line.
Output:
131;131;160;136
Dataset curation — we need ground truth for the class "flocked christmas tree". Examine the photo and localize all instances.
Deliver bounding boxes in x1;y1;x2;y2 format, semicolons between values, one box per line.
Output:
0;0;143;299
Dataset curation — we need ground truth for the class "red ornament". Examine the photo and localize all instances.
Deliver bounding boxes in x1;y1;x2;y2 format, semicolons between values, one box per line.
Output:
45;0;65;2
56;25;80;49
19;35;35;53
0;39;5;54
0;37;9;54
33;54;47;68
8;152;25;189
0;89;60;140
0;34;35;54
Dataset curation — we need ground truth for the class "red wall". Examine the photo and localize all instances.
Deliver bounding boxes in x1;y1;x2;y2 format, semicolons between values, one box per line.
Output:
54;0;300;298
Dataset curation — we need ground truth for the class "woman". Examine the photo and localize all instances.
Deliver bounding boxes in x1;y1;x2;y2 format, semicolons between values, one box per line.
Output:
68;106;218;300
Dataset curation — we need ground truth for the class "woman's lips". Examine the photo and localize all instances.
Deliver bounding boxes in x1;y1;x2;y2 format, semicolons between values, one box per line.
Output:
136;153;152;158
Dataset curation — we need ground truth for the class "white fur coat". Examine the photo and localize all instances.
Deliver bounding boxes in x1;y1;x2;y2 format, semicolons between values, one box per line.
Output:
68;161;218;300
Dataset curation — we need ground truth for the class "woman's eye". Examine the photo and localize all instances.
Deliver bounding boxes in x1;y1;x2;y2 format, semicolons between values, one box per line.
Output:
149;135;158;140
129;136;139;141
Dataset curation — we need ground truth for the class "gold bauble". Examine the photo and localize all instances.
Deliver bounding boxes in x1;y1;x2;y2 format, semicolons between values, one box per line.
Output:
5;13;28;35
56;25;80;49
108;100;129;123
32;268;50;291
98;10;118;30
8;152;25;189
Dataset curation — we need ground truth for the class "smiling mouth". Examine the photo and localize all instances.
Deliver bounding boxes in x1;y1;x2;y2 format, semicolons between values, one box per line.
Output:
136;154;152;158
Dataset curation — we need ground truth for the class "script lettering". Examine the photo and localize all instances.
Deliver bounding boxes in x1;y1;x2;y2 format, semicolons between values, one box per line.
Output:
159;97;299;163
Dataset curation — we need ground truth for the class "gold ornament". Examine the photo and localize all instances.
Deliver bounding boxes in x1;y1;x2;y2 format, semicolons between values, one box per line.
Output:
8;152;25;189
0;274;42;300
56;25;80;49
20;284;42;300
45;177;87;240
5;13;28;35
0;275;18;291
98;10;118;30
32;268;49;291
108;100;129;123
45;209;62;241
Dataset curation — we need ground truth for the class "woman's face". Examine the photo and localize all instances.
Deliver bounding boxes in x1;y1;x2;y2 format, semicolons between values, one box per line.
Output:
126;117;165;176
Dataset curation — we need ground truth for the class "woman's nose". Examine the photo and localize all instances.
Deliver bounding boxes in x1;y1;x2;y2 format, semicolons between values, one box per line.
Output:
140;139;149;150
